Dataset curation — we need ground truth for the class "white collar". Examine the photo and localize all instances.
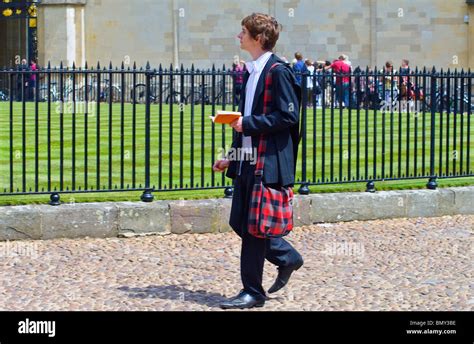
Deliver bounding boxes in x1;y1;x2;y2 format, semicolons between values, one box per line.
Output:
245;51;273;74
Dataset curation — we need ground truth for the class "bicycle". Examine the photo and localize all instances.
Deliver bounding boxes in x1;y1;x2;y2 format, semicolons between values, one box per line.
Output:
0;89;9;101
38;75;75;102
131;75;182;104
185;80;233;106
421;84;473;113
78;75;122;103
213;80;234;105
185;82;211;105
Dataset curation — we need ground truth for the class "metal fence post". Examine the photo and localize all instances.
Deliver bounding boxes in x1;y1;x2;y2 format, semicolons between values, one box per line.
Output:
141;62;154;202
427;67;438;189
298;70;310;195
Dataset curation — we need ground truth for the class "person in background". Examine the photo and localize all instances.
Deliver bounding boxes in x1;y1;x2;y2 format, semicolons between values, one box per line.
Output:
16;58;29;102
305;59;315;107
293;52;307;86
29;58;38;101
400;59;410;75
232;56;245;106
400;59;411;100
380;61;398;106
327;55;351;108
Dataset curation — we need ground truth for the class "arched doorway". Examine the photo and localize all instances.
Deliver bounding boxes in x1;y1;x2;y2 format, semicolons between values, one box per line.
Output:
0;1;39;67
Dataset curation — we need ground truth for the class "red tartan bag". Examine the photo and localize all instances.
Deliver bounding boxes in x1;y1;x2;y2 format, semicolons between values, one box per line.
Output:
247;63;294;239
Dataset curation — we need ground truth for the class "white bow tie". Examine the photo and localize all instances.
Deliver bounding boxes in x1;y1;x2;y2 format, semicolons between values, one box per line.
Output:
245;61;259;74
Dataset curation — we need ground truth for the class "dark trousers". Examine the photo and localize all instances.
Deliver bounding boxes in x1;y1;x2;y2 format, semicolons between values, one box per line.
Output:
229;161;303;298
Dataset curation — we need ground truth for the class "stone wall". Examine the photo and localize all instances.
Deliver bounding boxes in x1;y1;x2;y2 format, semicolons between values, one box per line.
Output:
37;0;473;69
1;187;473;241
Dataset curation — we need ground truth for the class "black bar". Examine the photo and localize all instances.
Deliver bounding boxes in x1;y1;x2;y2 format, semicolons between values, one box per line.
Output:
169;69;173;188
422;69;427;175
467;71;471;173
72;71;76;190
211;67;216;187
84;70;89;190
429;69;437;179
313;84;317;183
373;68;377;179
330;69;335;181
96;70;101;190
321;72;326;182
338;70;343;182
179;68;184;188
144;68;151;191
9;72;13;193
398;68;402;178
413;71;418;176
158;68;163;189
301;70;308;184
365;70;369;179
459;72;464;173
452;71;458;175
190;67;195;188
406;70;411;177
108;69;113;190
59;71;64;191
446;73;450;176
35;69;39;191
132;67;137;188
356;71;360;180
200;72;205;188
22;72;26;192
347;69;352;181
439;72;444;176
120;68;125;189
221;71;226;187
381;67;386;179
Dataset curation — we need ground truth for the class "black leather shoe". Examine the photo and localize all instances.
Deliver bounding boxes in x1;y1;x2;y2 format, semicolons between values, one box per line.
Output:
268;259;304;294
220;292;265;310
229;289;245;300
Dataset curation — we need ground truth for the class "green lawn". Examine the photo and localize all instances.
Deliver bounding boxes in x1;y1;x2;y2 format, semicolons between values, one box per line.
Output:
0;100;472;204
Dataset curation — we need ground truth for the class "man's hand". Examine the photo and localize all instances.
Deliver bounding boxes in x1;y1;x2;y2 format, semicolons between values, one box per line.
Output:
230;117;243;133
212;159;230;172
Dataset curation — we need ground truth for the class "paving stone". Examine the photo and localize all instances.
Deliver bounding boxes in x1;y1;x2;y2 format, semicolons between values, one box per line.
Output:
0;215;472;311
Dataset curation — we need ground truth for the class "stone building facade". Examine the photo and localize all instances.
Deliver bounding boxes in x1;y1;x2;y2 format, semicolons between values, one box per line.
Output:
32;0;474;69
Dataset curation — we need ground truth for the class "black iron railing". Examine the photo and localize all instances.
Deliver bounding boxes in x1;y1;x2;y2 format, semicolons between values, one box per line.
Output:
0;62;472;203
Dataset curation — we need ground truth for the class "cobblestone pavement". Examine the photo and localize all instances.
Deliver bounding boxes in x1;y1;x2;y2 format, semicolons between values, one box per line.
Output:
0;215;472;311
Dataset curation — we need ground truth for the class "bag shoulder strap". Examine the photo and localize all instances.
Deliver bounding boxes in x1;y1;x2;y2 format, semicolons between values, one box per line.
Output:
254;62;281;177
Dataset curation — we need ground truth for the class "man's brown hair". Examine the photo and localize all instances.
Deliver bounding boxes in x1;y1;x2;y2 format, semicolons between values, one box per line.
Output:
241;13;281;51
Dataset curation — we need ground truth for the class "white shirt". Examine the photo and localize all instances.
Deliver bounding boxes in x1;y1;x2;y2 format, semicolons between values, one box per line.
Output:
306;65;315;89
242;51;273;153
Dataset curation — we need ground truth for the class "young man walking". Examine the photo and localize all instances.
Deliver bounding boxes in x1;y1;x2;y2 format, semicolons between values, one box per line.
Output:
213;13;303;309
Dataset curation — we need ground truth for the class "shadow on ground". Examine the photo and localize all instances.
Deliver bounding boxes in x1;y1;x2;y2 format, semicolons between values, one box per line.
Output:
118;285;228;308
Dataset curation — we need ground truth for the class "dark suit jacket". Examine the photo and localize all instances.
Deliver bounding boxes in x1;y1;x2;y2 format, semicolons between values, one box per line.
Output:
226;54;301;187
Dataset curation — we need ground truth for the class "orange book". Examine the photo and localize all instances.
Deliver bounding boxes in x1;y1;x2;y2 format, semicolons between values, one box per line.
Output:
209;111;242;124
